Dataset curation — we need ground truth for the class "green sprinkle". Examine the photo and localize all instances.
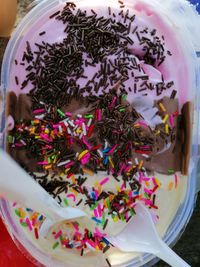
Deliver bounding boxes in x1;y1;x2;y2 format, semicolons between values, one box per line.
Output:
20;222;28;227
57;109;65;118
48;157;52;164
120;108;125;112
15;209;21;217
144;192;150;199
168;169;175;175
90;201;98;211
102;212;106;226
88;231;92;238
53;241;59;249
64;198;69;206
59;235;64;242
106;199;111;210
130;208;136;216
7;135;13;144
122;94;128;100
120;214;125;221
84;114;94;119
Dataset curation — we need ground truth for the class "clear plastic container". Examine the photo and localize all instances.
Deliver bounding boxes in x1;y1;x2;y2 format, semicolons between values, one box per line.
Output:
0;0;199;266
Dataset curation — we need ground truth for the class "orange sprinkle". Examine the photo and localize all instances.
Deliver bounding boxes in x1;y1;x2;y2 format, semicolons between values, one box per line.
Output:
83;168;94;176
71;175;76;184
138;160;143;170
145;181;150;187
44;164;52;170
168;181;174;191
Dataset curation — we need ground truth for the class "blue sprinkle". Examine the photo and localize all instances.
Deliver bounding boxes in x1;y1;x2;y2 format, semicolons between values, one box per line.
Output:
92;217;102;224
103;156;109;165
102;148;110;154
102;237;110;245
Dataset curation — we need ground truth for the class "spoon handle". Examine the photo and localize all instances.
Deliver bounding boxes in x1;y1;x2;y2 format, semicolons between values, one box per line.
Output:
156;239;191;267
0;150;59;219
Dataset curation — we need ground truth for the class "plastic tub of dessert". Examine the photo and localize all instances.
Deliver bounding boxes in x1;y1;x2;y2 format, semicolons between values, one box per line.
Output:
0;0;199;266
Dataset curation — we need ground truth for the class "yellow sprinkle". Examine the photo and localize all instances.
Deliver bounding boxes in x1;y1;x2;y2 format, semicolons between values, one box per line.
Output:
109;195;115;201
83;168;94;176
138;160;143;170
162;114;169;123
78;150;89;160
35;135;40;139
168;181;174;191
64;168;71;174
155;130;160;136
96;246;99;251
94;181;100;188
159;102;166;112
113;216;119;222
45;129;50;134
76;128;82;134
155;178;161;187
19;208;26;219
108;157;114;168
116;185;121;192
165;124;169;134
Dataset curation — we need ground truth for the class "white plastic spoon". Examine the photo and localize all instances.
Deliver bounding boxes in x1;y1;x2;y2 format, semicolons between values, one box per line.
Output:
107;202;190;267
0;150;86;227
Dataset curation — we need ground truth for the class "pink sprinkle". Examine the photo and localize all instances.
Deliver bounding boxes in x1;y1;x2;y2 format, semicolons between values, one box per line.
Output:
72;222;79;231
54;230;63;239
53;124;59;129
13;202;17;207
94;208;99;218
118;163;125;175
54;129;58;135
33;109;45;115
67;194;76;202
37;161;49;165
15;143;23;147
175;174;178;188
65;112;72;117
65;161;74;168
98;204;102;217
40;134;52;142
100;177;109;186
94;189;99;200
138;121;148;128
124;165;131;173
109;96;117;109
139;173;143;183
169;115;174;127
97;109;102;121
82;136;91;149
108;144;118;155
120;183;125;190
129;191;133;198
95;227;107;238
144;199;152;206
110;168;115;174
142;177;150;182
75;118;85;126
86;239;96;248
144;188;153;195
26;218;33;231
80;153;90;165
